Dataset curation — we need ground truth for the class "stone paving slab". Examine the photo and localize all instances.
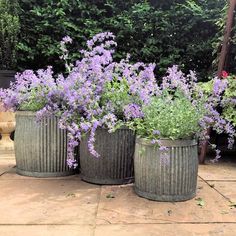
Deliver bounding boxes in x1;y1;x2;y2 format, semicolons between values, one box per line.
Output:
94;224;236;236
0;225;93;236
208;181;236;204
1;169;81;180
198;162;236;181
0;159;15;175
0;178;100;225
96;181;236;224
1;156;236;235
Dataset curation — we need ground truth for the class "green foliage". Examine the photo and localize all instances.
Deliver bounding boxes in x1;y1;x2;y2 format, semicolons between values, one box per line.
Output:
0;0;20;70
130;90;204;140
101;77;132;118
17;0;226;79
19;87;49;111
17;0;103;72
223;76;236;126
197;80;214;95
198;75;236;127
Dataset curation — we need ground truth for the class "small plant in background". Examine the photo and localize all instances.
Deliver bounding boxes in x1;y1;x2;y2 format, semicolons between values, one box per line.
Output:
222;74;236;127
199;71;236;158
0;0;20;70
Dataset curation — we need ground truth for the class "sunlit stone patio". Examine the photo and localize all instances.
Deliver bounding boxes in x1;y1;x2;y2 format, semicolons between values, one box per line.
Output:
0;152;236;236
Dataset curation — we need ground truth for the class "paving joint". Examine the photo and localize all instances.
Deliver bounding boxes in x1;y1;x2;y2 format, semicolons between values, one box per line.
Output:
198;175;232;203
0;222;236;226
92;186;102;236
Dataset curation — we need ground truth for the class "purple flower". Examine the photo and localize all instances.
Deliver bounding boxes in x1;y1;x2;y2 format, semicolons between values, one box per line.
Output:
153;130;160;135
62;36;72;44
159;146;168;151
213;78;228;95
151;139;158;144
0;67;57;111
124;103;144;120
211;149;221;163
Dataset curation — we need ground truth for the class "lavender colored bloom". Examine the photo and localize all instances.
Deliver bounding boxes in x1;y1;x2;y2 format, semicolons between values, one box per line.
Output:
153;130;160;135
159;146;168;151
80;122;90;132
62;36;72;44
211;149;221;163
124;103;144;120
213;78;228;95
0;67;57;111
151;139;158;144
67;158;78;169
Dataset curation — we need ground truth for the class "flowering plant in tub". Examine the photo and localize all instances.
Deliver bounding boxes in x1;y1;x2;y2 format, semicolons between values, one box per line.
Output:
0;68;74;177
37;32;157;184
127;66;235;201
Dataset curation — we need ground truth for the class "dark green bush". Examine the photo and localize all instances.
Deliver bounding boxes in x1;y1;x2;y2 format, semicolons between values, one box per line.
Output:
17;0;227;80
0;0;20;70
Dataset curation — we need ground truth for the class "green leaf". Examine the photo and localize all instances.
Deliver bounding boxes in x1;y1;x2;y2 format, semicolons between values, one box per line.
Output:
195;197;205;207
106;193;115;199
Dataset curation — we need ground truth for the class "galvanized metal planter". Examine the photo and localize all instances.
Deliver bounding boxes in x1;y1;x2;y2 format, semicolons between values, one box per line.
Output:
80;128;135;185
134;138;198;202
14;111;75;177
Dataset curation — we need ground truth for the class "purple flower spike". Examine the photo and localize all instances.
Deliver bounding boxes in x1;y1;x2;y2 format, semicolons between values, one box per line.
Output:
124;103;144;120
153;130;160;135
159;146;168;151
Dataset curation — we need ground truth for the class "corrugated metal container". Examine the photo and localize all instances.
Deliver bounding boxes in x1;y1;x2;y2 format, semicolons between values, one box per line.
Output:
80;128;135;185
15;111;75;177
134;138;198;201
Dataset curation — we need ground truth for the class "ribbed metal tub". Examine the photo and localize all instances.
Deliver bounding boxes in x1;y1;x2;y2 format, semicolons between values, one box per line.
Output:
134;138;198;202
80;128;135;185
14;111;75;177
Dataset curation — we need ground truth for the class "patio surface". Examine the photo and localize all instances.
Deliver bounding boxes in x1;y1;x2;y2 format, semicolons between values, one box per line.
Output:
0;152;236;236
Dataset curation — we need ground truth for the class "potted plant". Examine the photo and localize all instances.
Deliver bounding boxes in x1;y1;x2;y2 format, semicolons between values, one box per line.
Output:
41;32;157;184
128;66;235;201
0;67;76;177
0;0;20;88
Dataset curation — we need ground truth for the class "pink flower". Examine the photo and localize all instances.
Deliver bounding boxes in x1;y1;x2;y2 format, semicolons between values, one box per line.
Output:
221;71;229;78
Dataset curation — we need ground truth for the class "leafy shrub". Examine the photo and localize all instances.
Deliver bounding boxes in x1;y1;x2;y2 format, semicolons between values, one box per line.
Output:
17;0;226;79
223;76;236;126
135;91;203;140
0;0;20;70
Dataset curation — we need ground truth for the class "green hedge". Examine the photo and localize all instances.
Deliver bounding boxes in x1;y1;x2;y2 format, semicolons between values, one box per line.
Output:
17;0;228;80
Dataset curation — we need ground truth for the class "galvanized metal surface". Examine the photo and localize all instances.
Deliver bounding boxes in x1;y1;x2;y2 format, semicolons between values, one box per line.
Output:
134;138;198;202
15;111;74;177
80;128;135;185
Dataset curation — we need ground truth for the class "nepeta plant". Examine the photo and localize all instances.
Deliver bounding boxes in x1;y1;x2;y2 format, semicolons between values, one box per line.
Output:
1;31;234;166
127;65;235;160
0;66;57;111
134;91;204;141
37;32;157;167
